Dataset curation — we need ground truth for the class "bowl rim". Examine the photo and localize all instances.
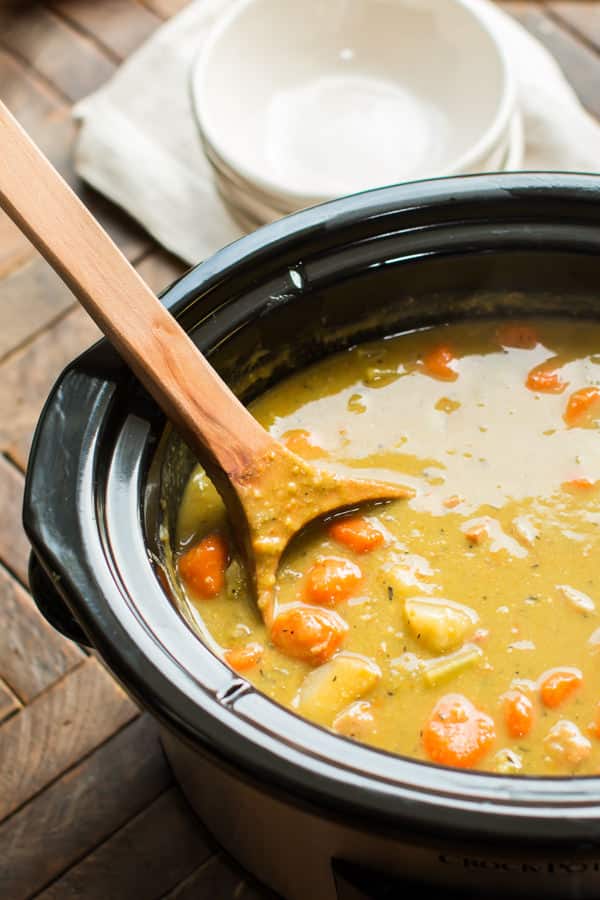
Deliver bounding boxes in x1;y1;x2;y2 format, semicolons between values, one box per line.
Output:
202;105;525;225
24;173;600;844
191;0;517;205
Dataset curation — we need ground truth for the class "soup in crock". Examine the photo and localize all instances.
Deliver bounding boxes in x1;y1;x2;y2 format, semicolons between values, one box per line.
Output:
174;318;600;775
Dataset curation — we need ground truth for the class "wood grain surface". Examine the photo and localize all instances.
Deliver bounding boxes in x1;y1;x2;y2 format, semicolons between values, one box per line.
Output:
0;456;29;583
51;0;162;60
0;715;171;898
0;677;20;725
0;562;82;703
0;306;101;468
38;788;214;900
0;5;116;102
0;2;595;898
0;658;136;821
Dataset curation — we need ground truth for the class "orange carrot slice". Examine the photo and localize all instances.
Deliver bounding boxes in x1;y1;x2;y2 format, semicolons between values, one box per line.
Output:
328;515;384;553
539;667;583;708
443;494;464;510
496;322;538;350
178;533;228;598
281;429;326;459
589;702;600;740
562;477;597;492
464;523;488;545
422;345;458;381
423;693;496;768
502;689;534;738
305;557;362;606
225;642;263;673
270;606;348;664
564;387;600;427
526;363;568;394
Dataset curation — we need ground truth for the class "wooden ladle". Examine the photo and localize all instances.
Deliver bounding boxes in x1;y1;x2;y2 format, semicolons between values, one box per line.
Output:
0;102;411;627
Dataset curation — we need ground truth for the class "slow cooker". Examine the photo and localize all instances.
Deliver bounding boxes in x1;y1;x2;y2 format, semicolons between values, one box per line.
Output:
25;174;600;900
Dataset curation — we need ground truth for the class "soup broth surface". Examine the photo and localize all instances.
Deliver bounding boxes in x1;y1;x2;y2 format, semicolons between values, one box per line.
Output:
175;318;600;775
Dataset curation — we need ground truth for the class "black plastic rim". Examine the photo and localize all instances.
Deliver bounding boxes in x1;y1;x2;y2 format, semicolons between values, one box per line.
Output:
24;173;600;849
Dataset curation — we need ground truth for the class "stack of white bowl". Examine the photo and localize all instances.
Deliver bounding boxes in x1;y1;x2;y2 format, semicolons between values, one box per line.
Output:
191;0;521;231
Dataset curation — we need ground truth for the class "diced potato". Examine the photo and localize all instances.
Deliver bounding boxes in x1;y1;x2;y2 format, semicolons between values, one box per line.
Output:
405;597;478;653
294;653;381;726
386;555;435;598
422;642;483;687
544;720;592;768
333;700;376;741
493;748;523;774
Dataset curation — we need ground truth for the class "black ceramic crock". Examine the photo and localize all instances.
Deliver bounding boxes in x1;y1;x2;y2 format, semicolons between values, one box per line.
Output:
25;174;600;900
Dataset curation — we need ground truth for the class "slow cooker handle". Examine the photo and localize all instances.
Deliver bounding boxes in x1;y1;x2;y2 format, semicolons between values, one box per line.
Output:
28;553;91;648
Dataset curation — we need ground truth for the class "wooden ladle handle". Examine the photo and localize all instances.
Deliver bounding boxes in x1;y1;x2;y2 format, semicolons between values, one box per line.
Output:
0;101;273;480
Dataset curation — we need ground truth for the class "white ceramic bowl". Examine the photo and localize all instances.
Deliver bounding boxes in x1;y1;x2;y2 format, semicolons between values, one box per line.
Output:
213;109;525;232
192;0;515;206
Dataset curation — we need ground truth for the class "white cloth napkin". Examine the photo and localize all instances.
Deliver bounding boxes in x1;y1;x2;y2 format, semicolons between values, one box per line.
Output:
74;0;600;265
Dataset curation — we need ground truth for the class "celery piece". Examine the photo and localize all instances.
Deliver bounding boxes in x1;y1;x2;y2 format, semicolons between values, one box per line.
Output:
422;642;483;687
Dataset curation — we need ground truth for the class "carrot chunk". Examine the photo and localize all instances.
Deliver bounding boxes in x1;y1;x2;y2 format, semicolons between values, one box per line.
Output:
178;533;228;598
525;363;567;394
562;477;597;492
423;693;496;769
589;702;600;740
443;494;464;510
539;667;583;708
502;689;535;738
422;345;458;381
305;557;362;606
225;642;263;673
281;429;326;459
270;606;348;664
464;523;488;545
496;322;538;350
563;387;600;427
328;515;384;553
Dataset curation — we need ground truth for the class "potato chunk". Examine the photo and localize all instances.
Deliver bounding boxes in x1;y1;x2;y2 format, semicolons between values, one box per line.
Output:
404;597;478;653
386;555;434;597
493;748;523;774
294;653;381;726
544;720;592;768
333;701;377;741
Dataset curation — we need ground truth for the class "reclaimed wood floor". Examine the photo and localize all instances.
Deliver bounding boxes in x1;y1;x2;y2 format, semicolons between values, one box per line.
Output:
0;1;598;897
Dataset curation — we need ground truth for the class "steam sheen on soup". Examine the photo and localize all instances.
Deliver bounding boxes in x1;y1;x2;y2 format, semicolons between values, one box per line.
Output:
175;318;600;775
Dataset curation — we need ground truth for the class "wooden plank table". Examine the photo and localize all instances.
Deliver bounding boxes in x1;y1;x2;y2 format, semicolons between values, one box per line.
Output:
0;2;598;897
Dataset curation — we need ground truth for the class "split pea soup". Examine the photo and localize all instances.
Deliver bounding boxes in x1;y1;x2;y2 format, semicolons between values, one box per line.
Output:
175;318;600;775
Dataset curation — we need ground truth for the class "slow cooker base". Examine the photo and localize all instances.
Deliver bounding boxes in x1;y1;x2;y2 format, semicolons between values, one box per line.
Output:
25;175;600;900
162;730;600;900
